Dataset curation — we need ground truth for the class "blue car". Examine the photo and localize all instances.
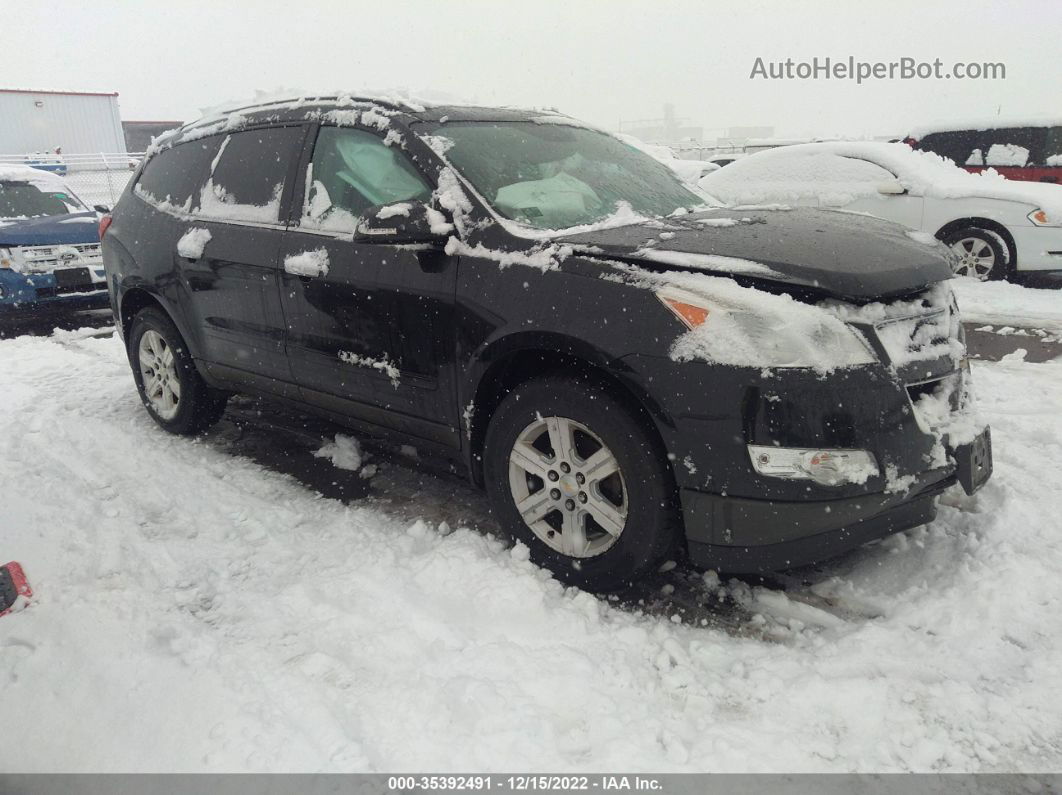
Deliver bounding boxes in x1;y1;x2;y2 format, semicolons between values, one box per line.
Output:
0;165;109;320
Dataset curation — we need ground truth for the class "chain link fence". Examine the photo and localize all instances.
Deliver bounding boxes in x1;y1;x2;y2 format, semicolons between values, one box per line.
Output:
0;152;144;209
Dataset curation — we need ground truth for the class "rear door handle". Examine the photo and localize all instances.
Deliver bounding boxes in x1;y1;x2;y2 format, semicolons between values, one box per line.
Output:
283;253;329;279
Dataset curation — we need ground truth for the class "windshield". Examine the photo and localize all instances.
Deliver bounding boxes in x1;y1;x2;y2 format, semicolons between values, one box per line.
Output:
420;121;702;230
0;181;87;220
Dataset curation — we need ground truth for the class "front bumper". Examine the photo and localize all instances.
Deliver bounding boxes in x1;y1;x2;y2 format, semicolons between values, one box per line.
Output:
1009;223;1062;272
0;267;109;318
621;347;991;574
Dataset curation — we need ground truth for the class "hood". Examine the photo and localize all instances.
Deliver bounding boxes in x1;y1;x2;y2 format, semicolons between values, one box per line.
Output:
0;212;101;247
557;207;954;300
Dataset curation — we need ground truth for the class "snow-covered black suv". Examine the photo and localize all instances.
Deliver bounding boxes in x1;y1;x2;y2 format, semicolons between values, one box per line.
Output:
101;95;992;590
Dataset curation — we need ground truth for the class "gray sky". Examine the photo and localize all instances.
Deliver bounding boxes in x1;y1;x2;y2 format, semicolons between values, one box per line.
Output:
7;0;1060;140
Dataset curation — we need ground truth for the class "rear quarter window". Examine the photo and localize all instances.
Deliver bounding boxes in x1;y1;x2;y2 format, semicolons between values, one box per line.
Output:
136;138;223;210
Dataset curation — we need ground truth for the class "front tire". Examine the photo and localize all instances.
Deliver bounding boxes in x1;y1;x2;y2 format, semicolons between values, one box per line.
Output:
941;226;1010;281
484;374;678;591
128;307;227;435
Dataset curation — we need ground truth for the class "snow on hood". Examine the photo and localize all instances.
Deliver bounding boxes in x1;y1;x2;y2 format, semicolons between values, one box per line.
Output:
700;141;1062;217
560;207;954;300
0;211;100;246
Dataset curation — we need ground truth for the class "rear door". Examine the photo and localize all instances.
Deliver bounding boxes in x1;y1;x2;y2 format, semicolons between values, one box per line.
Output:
278;125;461;447
177;125;308;388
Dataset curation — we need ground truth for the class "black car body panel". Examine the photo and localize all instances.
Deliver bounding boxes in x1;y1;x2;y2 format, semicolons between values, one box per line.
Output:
102;97;991;576
556;208;955;300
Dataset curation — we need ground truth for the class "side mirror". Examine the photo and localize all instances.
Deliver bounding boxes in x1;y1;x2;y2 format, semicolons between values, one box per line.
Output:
877;180;906;196
354;201;451;244
93;204;111;214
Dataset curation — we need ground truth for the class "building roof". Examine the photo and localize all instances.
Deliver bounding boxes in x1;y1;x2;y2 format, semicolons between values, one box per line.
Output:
0;88;119;97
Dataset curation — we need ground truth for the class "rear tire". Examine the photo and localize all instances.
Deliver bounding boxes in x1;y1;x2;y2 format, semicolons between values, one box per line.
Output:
941;226;1010;281
484;374;678;592
128;307;227;435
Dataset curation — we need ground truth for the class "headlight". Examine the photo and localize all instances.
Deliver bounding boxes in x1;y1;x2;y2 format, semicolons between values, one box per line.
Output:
748;445;879;486
1028;209;1062;227
657;285;877;370
0;248;12;269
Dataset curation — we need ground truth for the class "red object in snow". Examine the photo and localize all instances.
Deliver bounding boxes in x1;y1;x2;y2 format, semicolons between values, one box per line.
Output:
0;562;32;617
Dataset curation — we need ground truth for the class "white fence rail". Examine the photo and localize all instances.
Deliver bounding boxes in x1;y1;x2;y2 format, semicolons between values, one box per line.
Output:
0;152;145;208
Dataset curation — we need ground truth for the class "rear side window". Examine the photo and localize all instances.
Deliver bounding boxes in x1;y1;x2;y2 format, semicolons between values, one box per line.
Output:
917;131;982;167
302;127;432;232
200;126;305;224
136;138;222;210
981;127;1043;167
1046;127;1062;166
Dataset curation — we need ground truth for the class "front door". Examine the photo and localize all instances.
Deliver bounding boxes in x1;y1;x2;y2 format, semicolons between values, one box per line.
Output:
279;125;460;447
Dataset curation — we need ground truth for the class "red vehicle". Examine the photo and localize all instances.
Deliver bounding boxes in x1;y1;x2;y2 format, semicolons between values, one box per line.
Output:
904;120;1062;184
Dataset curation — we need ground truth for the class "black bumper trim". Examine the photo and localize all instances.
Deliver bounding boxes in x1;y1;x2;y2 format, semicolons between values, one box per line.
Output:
681;472;955;574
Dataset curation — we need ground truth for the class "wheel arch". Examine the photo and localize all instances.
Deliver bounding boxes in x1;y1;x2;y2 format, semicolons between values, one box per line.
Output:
464;332;676;490
935;217;1017;267
118;286;208;369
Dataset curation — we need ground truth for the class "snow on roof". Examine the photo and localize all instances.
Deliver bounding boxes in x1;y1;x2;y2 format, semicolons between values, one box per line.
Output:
700;140;1062;217
0;164;68;188
908;117;1062;138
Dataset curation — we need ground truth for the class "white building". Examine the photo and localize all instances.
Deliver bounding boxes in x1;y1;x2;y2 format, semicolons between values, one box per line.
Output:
0;88;126;154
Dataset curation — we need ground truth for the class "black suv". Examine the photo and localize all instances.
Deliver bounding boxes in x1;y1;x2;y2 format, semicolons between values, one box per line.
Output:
101;96;992;590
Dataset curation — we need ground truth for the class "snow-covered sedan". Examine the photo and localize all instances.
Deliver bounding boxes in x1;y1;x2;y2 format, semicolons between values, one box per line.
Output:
699;141;1062;281
0;165;109;318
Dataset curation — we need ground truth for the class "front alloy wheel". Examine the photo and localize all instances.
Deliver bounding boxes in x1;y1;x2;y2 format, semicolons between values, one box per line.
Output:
484;374;677;591
508;415;628;558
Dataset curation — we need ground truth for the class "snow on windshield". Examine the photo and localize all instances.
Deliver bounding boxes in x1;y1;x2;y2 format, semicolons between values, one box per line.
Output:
0;170;86;219
421;121;702;232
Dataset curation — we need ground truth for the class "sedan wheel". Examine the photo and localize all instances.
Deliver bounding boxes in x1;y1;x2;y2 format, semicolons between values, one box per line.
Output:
950;236;997;280
508;415;628;558
137;329;181;420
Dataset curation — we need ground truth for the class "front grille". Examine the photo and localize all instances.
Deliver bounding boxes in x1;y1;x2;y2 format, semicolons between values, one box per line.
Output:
17;243;103;274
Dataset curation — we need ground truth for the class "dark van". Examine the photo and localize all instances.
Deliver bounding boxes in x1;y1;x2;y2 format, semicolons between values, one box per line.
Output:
101;96;991;590
905;121;1062;184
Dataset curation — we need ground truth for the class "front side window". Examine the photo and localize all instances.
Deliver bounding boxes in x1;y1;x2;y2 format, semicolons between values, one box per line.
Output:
303;127;432;233
0;181;87;219
416;121;701;230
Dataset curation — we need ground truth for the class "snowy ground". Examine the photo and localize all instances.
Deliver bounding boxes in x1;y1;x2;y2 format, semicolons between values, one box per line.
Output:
1;285;1062;773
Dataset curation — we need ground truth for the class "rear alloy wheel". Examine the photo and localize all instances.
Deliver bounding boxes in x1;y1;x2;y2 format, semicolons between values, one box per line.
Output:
138;330;181;421
484;374;677;591
128;307;228;435
942;227;1009;281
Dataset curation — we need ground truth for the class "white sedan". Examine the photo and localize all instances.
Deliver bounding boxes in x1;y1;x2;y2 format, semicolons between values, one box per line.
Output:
698;141;1062;281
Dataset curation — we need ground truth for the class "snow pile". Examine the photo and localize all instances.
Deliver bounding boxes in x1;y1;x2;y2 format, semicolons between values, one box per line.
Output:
700;141;1062;217
822;281;965;369
284;248;330;278
0;164;69;190
952;279;1062;332
444;238;572;273
314;434;363;472
629;248;782;279
375;202;412;219
1;331;1062;771
338;350;400;387
176;228;212;259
